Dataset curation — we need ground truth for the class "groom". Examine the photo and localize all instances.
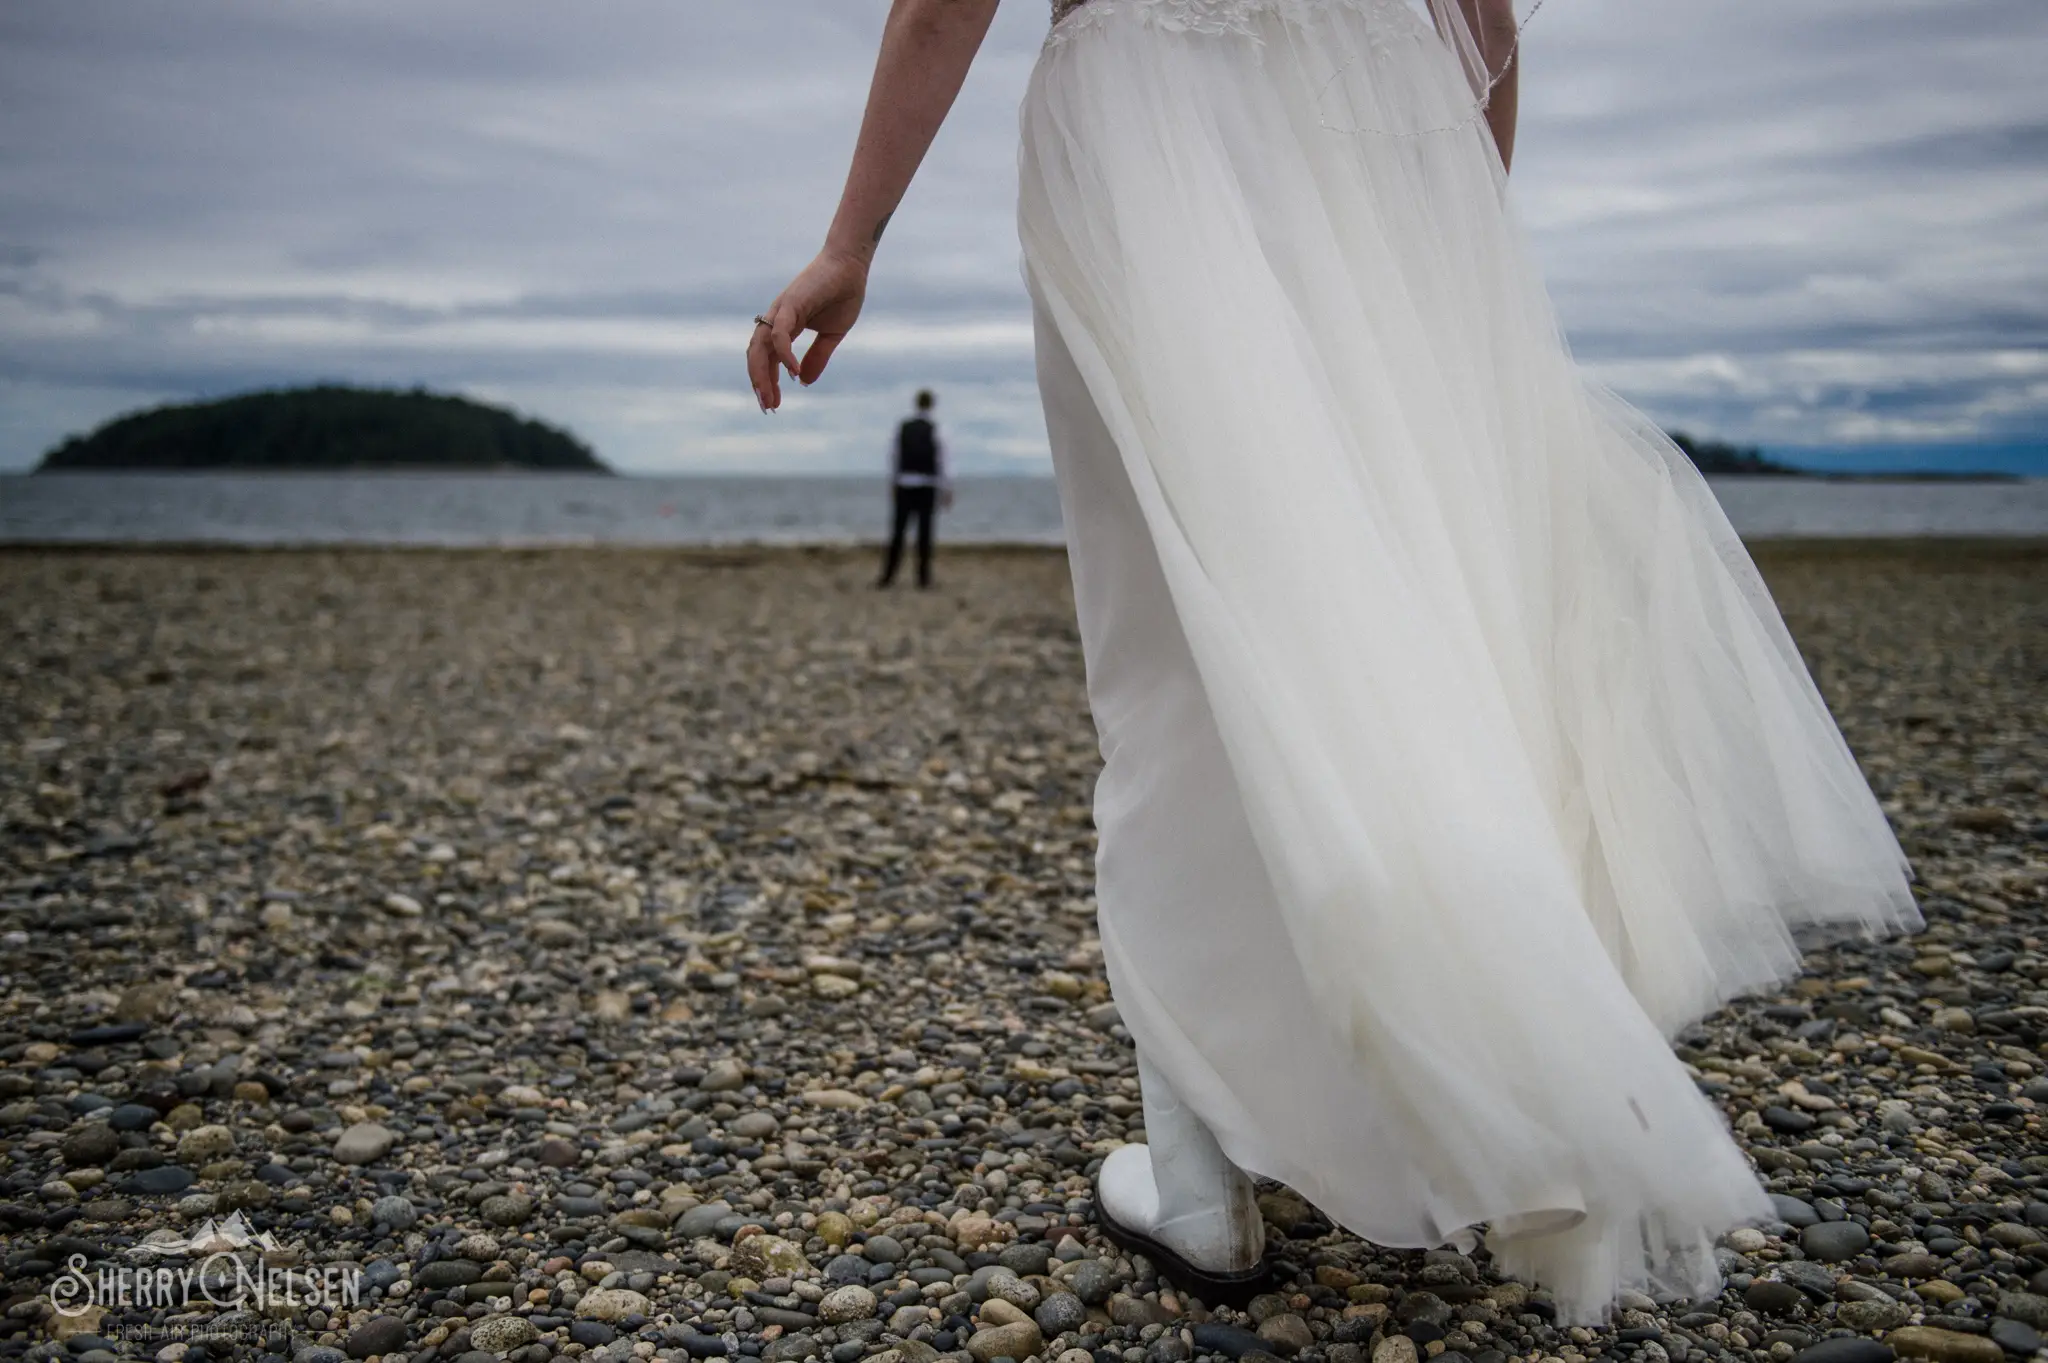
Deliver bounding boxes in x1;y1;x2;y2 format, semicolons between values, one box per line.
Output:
878;389;951;589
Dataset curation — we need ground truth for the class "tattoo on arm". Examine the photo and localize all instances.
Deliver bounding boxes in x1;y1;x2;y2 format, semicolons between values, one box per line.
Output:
871;211;893;247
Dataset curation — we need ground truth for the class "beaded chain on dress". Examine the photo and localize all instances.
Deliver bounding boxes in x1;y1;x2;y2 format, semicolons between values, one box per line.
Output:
1050;0;1411;39
1044;0;1540;139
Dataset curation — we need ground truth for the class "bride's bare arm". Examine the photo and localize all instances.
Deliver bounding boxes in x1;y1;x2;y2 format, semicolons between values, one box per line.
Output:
746;0;1001;411
1462;0;1520;171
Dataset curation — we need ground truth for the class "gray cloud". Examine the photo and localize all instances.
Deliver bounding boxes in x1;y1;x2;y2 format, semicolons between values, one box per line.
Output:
1;0;2042;471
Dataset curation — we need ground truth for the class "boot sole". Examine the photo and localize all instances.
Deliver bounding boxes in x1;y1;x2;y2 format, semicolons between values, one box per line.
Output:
1092;1176;1274;1309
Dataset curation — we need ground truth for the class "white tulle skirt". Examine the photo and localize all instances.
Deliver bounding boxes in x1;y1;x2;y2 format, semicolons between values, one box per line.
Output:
1019;0;1919;1323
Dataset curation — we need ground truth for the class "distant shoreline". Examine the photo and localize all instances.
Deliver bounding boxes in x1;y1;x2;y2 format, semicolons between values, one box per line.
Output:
34;384;608;474
23;465;619;477
7;470;2045;544
3;538;2045;558
1788;470;2025;483
10;468;2036;483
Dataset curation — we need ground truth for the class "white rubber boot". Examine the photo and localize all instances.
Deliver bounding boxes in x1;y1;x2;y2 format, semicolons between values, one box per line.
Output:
1094;1051;1267;1299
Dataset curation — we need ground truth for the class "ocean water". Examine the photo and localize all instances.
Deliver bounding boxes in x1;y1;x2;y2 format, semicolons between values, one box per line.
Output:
2;472;2045;546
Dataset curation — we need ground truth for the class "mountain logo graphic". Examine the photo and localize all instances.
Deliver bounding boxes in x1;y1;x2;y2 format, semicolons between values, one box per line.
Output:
134;1211;283;1257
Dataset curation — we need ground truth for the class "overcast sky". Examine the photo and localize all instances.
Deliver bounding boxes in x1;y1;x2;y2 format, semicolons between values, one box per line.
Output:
2;1;2044;474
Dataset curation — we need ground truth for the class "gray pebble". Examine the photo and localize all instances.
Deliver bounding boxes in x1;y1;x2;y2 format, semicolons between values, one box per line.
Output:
345;1316;408;1360
1789;1341;1895;1363
333;1122;396;1166
1069;1259;1118;1306
370;1194;417;1230
1801;1222;1871;1263
1770;1194;1820;1228
998;1243;1053;1278
1035;1292;1087;1336
677;1201;734;1239
1989;1319;2041;1355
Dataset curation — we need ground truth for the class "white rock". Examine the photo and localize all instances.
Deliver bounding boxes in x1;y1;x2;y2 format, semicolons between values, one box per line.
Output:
469;1316;540;1351
803;1088;866;1110
576;1287;652;1321
699;1059;746;1091
333;1122;397;1165
803;953;864;980
819;1285;878;1323
176;1124;236;1163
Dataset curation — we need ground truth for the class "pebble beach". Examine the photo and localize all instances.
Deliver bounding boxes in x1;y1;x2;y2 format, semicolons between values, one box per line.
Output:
2;544;2045;1363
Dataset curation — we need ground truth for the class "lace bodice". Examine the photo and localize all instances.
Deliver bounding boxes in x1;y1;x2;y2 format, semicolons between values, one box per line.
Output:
1053;0;1307;31
1040;0;1506;135
1049;0;1426;46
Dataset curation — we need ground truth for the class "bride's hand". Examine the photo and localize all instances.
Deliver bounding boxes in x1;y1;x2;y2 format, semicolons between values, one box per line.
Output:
747;249;868;412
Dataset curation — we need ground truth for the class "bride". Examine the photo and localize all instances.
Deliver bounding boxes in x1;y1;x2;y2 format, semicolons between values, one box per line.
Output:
745;0;1918;1323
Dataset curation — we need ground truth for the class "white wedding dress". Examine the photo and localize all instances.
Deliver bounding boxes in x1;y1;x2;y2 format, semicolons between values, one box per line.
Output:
1018;0;1920;1323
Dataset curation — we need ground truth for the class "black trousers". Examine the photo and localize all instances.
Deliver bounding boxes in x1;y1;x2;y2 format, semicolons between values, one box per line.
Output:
879;484;936;587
